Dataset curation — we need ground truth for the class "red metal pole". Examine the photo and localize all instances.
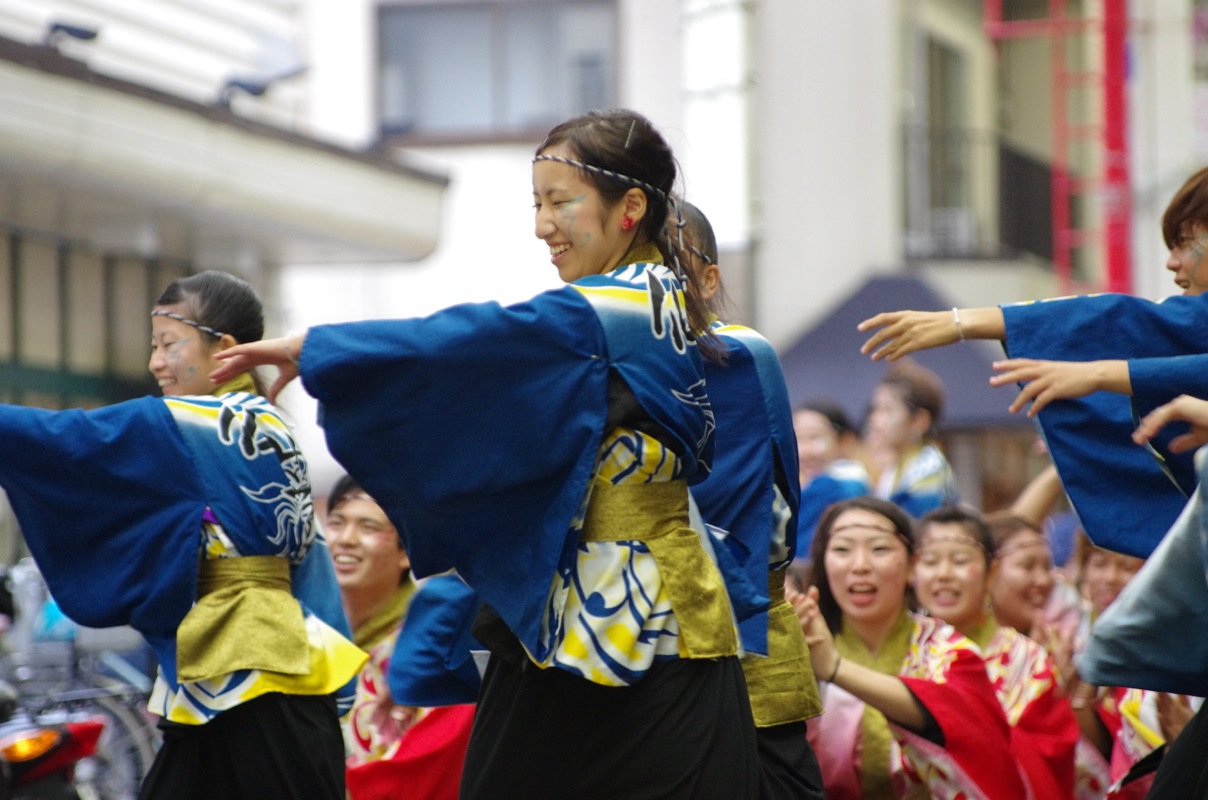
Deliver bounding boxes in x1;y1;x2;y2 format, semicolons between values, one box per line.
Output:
1102;0;1131;293
1051;0;1072;292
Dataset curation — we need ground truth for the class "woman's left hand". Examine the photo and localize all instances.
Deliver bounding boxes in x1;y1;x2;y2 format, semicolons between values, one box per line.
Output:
370;698;418;745
211;333;307;403
785;584;840;682
989;358;1130;416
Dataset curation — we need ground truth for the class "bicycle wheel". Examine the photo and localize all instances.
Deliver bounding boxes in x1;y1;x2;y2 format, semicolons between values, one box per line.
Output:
73;693;159;800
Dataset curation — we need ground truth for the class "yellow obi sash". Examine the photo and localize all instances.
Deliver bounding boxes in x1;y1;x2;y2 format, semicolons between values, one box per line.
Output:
740;567;823;726
177;556;312;683
580;479;737;659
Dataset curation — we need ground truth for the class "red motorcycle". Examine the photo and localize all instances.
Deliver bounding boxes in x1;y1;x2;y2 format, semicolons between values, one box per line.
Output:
0;682;105;800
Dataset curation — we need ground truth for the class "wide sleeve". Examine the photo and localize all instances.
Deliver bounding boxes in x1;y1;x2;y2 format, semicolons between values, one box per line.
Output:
0;398;203;643
1001;294;1208;556
897;641;1028;800
1129;353;1208;415
1011;675;1080;799
299;288;610;659
387;575;483;707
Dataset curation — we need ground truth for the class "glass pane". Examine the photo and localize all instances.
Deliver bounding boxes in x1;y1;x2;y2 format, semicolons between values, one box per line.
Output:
504;6;562;129
557;4;615;114
112;258;150;380
67;250;105;374
380;1;616;137
380;6;493;135
0;233;11;361
504;3;615;128
18;239;60;369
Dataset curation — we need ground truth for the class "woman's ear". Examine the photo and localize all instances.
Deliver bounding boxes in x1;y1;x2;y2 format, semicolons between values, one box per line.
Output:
622;187;648;225
215;333;239;353
698;263;721;302
909;408;934;440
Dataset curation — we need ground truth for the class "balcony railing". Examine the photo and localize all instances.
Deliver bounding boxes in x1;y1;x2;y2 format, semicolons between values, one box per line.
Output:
902;125;1056;263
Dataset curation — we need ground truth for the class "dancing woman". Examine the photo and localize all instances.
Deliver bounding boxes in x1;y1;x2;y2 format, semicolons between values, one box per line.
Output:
213;109;761;799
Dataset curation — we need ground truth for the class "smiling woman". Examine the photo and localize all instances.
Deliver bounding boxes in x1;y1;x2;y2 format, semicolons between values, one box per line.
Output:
786;496;1026;800
914;506;1079;800
0;270;362;800
208;108;760;799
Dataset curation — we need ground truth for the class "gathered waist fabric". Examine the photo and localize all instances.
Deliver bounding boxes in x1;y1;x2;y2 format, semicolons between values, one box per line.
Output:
580;480;737;659
740;567;822;726
176;556;310;683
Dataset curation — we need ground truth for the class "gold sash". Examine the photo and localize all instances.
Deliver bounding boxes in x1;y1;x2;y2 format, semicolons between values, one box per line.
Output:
176;556;310;683
740;567;823;726
580;480;737;659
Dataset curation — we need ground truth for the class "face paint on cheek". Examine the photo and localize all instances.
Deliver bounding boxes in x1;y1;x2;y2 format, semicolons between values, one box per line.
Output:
559;197;585;238
1191;241;1208;290
167;338;194;380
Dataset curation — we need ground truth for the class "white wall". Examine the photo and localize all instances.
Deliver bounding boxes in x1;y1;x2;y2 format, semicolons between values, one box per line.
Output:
1130;0;1200;302
752;0;901;348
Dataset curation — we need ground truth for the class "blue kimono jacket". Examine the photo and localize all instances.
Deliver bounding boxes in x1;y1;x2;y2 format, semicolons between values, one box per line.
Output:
691;321;799;656
387;575;483;707
300;262;715;664
1001;292;1208;556
0;391;359;718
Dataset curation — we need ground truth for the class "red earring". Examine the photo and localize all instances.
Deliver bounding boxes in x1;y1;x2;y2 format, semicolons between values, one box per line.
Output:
621;216;634;231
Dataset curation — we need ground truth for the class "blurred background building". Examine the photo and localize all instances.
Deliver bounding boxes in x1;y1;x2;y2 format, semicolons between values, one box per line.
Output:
0;0;1204;532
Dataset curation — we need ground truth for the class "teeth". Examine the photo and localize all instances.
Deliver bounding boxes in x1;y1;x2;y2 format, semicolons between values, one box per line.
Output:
157;379;174;387
334;555;359;565
550;243;571;256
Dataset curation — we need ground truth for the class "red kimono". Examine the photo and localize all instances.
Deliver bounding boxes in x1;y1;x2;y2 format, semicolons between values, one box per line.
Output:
809;612;1028;799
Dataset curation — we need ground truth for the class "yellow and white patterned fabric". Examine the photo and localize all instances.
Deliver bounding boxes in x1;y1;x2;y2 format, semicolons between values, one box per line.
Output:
149;514;367;724
541;427;684;686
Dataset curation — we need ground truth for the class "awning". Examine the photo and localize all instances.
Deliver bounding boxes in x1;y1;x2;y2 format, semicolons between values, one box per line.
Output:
778;274;1028;430
0;36;448;267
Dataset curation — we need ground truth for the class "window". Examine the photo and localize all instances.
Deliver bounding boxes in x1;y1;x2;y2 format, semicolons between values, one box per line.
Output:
378;1;617;140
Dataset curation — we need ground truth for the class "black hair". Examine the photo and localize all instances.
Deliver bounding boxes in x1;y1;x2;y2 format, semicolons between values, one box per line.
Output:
917;505;995;568
797;399;856;438
155;270;265;395
155;271;264;346
536;109;720;359
805;496;916;633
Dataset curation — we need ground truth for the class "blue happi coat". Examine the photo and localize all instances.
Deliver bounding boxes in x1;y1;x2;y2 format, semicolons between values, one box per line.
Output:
300;262;715;663
691;321;800;656
1002;292;1208;557
0;392;355;700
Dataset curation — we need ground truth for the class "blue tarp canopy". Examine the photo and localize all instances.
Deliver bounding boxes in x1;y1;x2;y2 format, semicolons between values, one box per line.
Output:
778;275;1028;430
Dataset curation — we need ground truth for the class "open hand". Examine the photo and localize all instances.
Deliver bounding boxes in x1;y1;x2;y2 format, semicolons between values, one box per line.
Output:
1133;394;1208;452
858;310;957;361
989;358;1128;416
785;584;840;681
211;333;307;403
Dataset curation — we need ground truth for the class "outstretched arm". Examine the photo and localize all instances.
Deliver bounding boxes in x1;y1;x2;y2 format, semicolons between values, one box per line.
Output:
858;307;1005;362
212;333;307;404
989;358;1131;416
1133;394;1208;452
1009;463;1066;530
785;584;928;731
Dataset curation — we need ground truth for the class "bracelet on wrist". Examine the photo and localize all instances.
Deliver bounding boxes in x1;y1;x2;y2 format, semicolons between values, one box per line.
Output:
952;307;966;342
827;655;842;683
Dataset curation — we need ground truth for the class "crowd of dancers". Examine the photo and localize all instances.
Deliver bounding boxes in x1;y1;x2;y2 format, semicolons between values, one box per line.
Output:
0;106;1203;799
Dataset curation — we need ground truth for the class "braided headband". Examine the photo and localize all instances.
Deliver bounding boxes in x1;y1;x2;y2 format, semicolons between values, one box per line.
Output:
150;309;227;339
532;153;696;280
686;244;714;265
532;154;667;202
